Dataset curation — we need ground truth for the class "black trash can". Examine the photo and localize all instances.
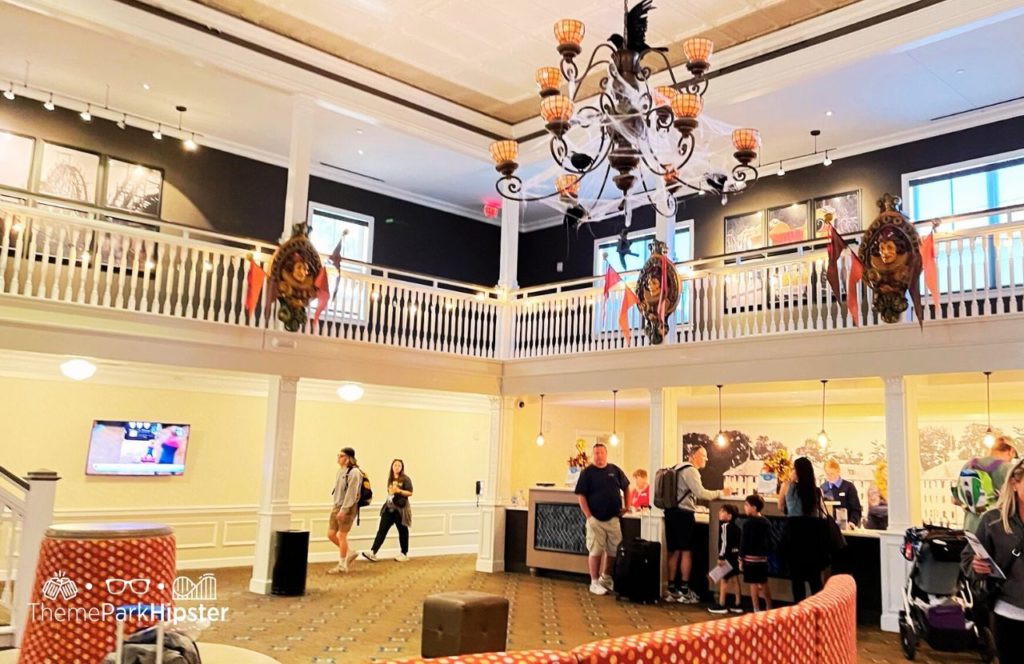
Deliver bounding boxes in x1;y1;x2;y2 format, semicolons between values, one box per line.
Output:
271;529;309;596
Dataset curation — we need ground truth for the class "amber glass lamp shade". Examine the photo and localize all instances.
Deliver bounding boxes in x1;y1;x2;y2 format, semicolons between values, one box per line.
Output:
489;140;519;177
556;174;580;198
535;67;562;97
672;93;703;119
554;19;585;57
541;95;574;135
732;128;761;164
654;86;678;109
682;38;714;75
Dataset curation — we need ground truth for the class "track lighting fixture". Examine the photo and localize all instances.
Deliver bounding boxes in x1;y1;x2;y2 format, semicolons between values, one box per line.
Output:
152;124;163;140
79;104;92;122
117;114;127;130
823;151;833;167
3;83;14;101
43;94;54;111
776;161;785;177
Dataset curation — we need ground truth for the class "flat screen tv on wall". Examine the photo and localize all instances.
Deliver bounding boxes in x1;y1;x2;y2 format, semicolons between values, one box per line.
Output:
85;420;190;476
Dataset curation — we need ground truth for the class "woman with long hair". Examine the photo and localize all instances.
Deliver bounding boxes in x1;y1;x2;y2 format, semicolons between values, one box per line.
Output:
965;457;1024;662
778;456;828;601
361;459;413;562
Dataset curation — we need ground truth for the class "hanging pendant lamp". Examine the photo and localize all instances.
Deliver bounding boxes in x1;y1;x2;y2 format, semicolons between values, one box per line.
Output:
609;389;620;447
536;394;546;447
817;379;830;449
983;371;995;449
715;385;727;447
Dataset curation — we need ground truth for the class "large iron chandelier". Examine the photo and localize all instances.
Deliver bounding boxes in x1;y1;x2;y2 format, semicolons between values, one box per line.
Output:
488;0;761;223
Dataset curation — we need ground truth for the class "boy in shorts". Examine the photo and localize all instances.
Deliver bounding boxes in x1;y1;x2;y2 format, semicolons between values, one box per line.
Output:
740;494;773;612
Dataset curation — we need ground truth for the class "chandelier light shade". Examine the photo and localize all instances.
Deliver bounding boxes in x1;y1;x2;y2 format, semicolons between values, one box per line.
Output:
732;128;761;164
672;93;703;119
654;85;678;108
535;67;562;96
682;37;714;75
489;140;519;177
556;174;580;198
541;95;573;122
983;371;995;448
817;379;830;450
536;393;546;447
554;19;585;57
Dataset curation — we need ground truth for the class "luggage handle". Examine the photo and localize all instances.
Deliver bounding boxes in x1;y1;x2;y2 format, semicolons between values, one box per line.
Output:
114;615;166;664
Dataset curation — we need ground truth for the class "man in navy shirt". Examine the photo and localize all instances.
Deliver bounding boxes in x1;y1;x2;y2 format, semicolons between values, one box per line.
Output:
575;443;631;596
820;459;862;528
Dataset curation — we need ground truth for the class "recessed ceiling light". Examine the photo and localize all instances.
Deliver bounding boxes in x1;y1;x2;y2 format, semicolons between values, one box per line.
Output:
825;110;833;117
357;149;364;155
337;383;364;402
355;129;364;135
955;68;966;75
60;358;97;381
142;83;151;90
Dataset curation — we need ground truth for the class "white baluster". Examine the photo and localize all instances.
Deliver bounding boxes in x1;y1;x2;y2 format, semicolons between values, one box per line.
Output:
125;237;141;311
170;245;184;317
87;231;103;306
1011;231;1021;313
996;231;1008;316
37;224;56;299
21;220;40;296
0;214;11;293
10;218;26;294
200;251;214;320
147;241;162;314
48;226;68;300
111;236;129;308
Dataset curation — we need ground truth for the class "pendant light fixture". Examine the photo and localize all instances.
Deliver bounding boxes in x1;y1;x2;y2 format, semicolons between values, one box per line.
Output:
609;389;620;447
715;384;727;447
536;394;546;447
43;93;55;111
983;371;995;448
817;379;830;449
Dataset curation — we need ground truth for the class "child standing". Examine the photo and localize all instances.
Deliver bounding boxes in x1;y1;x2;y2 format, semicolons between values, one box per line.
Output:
709;503;743;614
740;494;773;612
630;469;650;511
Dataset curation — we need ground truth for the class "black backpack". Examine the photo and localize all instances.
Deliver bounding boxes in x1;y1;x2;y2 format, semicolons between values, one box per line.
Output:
348;467;372;508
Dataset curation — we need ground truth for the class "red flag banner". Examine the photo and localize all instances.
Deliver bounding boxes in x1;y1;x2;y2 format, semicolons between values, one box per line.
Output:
825;223;847;301
245;258;266;316
846;253;863;326
921;234;940;308
619;286;639;346
313;267;330;323
603;265;622;299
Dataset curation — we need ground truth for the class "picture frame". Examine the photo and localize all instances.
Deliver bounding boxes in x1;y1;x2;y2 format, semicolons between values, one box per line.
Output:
724;210;765;254
33;203;92;259
37;142;100;204
0;131;36;191
104;158;163;217
767;201;810;246
813;190;862;237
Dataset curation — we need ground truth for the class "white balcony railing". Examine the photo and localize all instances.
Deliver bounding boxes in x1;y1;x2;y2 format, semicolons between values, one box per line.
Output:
1;194;1023;361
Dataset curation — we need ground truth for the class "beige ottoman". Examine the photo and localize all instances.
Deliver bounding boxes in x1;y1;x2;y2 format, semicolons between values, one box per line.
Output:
421;591;509;658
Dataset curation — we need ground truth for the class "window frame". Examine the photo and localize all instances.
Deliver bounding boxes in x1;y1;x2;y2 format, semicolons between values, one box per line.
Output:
306;202;375;324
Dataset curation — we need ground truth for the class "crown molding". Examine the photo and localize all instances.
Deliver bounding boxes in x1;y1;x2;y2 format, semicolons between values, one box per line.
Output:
0;349;492;413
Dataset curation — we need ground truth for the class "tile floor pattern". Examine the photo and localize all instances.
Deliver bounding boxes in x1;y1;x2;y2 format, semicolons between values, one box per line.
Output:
194;556;983;664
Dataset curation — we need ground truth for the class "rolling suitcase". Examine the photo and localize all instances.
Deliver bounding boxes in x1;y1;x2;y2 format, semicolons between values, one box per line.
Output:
613;514;661;603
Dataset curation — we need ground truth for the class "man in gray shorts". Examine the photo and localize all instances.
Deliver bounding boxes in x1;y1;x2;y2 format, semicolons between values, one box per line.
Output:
575;443;632;596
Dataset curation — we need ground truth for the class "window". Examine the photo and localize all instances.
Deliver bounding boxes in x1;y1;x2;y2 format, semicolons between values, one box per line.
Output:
307;203;373;320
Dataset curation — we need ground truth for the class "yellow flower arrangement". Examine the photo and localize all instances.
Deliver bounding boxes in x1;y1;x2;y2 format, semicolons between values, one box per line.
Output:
762;448;792;478
568;437;590;468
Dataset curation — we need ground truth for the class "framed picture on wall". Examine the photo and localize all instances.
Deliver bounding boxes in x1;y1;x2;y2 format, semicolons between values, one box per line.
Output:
767;202;810;246
724;210;765;254
33;203;92;259
813;190;861;237
104;158;163;217
37;142;100;204
0;131;36;190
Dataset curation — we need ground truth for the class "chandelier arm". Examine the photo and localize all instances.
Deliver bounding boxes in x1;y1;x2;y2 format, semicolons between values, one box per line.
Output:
639;48;683;89
668;175;704;194
495;177;572;204
683;78;710;97
549;135;569;168
645;106;675;133
732;163;759;184
638;175;677;218
566;42;617;99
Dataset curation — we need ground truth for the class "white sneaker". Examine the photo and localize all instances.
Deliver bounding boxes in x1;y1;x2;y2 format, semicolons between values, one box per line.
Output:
346;550;359;567
598;575;614;591
326;562;346;574
361;551;378;562
396;553;409;562
678;589;700;604
589;581;609;596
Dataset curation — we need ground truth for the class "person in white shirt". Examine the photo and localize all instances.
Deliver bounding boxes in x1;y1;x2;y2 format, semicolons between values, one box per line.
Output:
327;446;363;574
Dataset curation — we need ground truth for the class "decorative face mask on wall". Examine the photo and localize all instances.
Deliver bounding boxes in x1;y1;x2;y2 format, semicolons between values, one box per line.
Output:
269;223;324;332
635;240;680;344
857;194;923;324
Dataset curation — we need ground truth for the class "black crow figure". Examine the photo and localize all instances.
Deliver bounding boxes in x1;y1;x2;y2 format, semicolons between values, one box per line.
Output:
570;152;594;170
616;225;637;269
609;0;668;53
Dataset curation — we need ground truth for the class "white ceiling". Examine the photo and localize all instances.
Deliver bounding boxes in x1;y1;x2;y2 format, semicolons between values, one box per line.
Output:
0;1;1022;225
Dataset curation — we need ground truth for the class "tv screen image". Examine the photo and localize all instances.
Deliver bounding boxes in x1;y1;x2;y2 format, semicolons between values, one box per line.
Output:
86;420;190;476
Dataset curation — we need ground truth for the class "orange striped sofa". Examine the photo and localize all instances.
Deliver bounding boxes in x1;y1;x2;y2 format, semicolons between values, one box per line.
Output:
391;575;857;664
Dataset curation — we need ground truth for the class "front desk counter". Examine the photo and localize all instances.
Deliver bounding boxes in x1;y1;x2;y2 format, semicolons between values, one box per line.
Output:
504;489;878;624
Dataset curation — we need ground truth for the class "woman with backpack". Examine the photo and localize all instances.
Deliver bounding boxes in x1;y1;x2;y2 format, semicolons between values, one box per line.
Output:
327;446;364;574
362;459;414;562
777;456;829;601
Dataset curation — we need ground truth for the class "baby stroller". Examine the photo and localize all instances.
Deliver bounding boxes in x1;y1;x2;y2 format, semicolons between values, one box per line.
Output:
898;526;995;662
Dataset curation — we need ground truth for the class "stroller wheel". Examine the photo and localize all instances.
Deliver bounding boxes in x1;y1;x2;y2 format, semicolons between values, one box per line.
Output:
978;626;996;663
899;619;918;660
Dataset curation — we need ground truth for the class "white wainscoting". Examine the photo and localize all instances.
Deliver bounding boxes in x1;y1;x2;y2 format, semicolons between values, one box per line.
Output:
50;501;481;570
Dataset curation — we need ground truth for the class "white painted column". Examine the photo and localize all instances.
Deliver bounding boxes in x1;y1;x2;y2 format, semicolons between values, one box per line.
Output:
281;95;317;241
477;395;514;573
648;387;677;592
249;375;299;594
13;469;60;646
654;178;677;343
498;199;521;291
879;375;921;632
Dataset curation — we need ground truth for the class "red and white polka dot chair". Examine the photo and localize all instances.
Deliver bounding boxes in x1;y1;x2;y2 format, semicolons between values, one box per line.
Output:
385;651;575;664
18;522;176;664
803;574;858;664
571;601;818;664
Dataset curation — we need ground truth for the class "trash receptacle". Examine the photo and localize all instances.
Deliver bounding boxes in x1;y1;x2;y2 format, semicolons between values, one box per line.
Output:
271;529;309;596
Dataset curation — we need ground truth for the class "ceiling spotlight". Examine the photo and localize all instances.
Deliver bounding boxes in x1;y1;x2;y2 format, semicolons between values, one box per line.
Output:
152;124;163;140
60;358;97;381
336;383;365;402
823;151;833;167
357;149;364;155
117;114;127;130
183;133;198;151
825;110;833;117
3;83;14;101
43;94;55;111
777;161;785;177
697;189;705;196
143;82;151;90
80;105;92;122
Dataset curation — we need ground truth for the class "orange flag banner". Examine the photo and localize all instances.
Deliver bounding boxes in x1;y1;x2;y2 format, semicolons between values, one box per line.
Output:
846;253;863;326
603;265;622;299
313;267;330;323
921;234;940;308
619;286;639;346
245;258;266;316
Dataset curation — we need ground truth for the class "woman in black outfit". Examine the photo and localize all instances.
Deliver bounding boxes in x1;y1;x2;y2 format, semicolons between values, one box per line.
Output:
777;456;829;601
361;459;413;562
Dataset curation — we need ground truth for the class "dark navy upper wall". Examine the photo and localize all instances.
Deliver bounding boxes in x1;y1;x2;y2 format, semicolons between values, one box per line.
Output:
517;114;1024;287
0;97;500;286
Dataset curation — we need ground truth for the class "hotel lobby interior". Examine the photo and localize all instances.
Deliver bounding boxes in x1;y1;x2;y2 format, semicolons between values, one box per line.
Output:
1;0;1023;662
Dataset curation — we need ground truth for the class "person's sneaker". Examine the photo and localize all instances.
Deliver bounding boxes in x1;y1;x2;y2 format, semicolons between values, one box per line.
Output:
589;581;609;596
665;588;683;603
361;551;378;562
326;561;346;574
707;602;729;614
677;589;700;604
396;553;410;562
729;603;745;614
346;550;359;567
598;574;614;591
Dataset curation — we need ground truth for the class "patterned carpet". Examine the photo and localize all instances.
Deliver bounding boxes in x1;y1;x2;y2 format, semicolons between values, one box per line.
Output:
191;555;980;664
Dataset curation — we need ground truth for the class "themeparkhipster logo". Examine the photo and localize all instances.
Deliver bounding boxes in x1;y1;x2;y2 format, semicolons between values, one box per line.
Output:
29;571;229;625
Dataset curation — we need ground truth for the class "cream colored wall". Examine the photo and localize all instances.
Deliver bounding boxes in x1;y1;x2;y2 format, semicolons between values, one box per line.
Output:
510;402;649;498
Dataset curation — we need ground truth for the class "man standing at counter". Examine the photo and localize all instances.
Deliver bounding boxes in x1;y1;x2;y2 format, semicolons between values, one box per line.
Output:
575;443;632;596
820;460;862;528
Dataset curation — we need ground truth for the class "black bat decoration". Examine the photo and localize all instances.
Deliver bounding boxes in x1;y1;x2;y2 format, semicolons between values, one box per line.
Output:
616;225;637;269
570;152;594;170
610;0;668;53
